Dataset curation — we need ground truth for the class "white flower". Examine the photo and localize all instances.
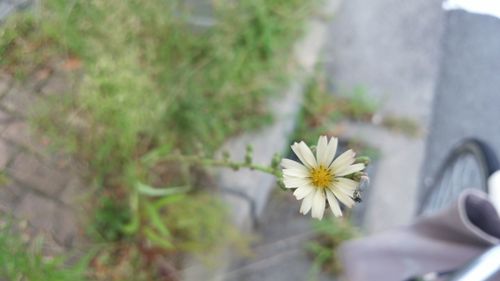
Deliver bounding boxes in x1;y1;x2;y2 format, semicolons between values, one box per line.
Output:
281;136;365;220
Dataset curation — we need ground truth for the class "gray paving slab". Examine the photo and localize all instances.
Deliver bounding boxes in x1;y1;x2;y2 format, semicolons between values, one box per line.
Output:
0;109;11;124
52;206;81;248
0;0;31;22
338;121;426;233
0;179;24;210
0;57;85;252
8;152;70;195
224;191;334;281
0;138;9;169
0;72;11;97
2;87;40;117
14;192;58;231
0;2;15;21
324;0;443;126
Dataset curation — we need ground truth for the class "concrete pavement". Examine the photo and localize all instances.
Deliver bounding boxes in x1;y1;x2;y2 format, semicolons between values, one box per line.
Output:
324;0;444;232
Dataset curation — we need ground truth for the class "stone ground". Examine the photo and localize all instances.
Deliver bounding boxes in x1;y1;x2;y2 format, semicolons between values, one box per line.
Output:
0;63;86;252
224;190;332;281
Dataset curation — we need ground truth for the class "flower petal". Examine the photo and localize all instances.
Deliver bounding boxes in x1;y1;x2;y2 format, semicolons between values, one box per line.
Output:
281;158;308;172
300;193;314;215
311;189;326;220
329;149;355;171
326;189;342;217
336;183;355;198
283;177;311;189
325;137;338;166
316;136;328;166
291;142;317;168
283;168;309;178
333;180;359;201
329;186;355;208
293;185;314;200
336;163;365;177
335;178;359;191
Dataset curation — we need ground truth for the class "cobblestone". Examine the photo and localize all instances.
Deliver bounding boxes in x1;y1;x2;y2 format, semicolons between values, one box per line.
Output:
2;87;40;117
0;109;11;124
0;65;87;252
0;115;10;136
8;152;70;196
14;193;58;232
53;207;81;248
1;120;45;153
1;120;28;143
60;177;86;207
40;72;71;96
0;139;10;169
0;72;12;98
0;180;24;211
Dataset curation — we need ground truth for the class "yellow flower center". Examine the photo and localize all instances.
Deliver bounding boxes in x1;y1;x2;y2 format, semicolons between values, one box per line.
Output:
310;166;333;188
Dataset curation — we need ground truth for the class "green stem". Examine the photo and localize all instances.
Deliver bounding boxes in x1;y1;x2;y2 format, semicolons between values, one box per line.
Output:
164;154;280;176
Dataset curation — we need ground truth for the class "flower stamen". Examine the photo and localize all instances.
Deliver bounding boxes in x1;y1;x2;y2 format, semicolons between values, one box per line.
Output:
310;166;332;188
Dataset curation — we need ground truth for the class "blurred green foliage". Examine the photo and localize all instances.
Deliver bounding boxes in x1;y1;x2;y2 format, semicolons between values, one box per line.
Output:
92;197;132;242
0;222;89;281
89;243;154;281
381;115;422;137
1;0;315;184
0;0;316;276
293;71;379;145
307;218;359;277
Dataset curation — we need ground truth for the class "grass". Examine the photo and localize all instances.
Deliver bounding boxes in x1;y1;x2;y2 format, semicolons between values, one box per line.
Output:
1;0;317;183
306;217;359;277
345;138;381;160
293;71;379;145
381;115;421;137
0;0;318;277
89;243;156;281
0;221;89;281
341;86;379;121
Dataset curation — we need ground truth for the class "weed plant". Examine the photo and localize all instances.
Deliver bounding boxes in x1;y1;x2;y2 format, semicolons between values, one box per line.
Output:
293;71;378;144
1;0;314;181
0;0;317;276
307;218;359;277
0;222;88;281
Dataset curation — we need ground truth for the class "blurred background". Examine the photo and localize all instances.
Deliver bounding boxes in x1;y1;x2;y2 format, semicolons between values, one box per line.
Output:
0;0;499;280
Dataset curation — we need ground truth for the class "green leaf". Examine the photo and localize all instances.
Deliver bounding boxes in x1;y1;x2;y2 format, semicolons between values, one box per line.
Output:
144;203;171;237
136;182;189;197
122;190;140;234
153;194;185;209
144;228;174;250
140;143;173;165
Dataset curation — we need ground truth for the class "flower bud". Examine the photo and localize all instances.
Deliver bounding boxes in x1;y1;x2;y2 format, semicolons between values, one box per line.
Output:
271;153;281;169
245;145;253;164
222;150;230;162
277;179;287;191
354;156;370;166
351;172;365;182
